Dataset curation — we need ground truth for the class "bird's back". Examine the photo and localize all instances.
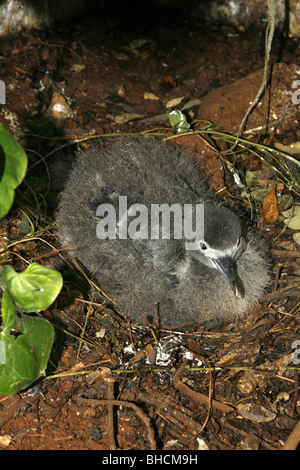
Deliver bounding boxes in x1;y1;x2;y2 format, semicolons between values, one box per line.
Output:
87;136;208;205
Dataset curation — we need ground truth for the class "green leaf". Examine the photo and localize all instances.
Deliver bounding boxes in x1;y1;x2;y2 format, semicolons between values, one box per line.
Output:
1;263;63;312
0;290;55;395
245;170;258;188
277;194;294;213
247;188;270;202
0;262;62;394
0;124;28;218
166;109;190;133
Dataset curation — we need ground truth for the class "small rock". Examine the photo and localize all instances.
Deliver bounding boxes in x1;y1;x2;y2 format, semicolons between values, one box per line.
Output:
198;63;300;135
47;91;74;120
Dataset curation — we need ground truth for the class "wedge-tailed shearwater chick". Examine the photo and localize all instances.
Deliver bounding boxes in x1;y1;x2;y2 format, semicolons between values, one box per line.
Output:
56;136;270;326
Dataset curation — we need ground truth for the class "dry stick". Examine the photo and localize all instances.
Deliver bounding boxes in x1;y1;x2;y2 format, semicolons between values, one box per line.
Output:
265;281;300;302
222;0;276;154
271;249;300;259
77;397;157;450
240;0;275;136
173;360;234;414
106;376;117;450
37;36;82;59
197;363;213;434
138;391;205;437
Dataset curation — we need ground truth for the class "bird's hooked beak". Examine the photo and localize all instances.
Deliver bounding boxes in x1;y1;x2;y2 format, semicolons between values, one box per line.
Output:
212;255;240;298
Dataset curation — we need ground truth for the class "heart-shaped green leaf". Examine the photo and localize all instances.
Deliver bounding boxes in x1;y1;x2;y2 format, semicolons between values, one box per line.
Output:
1;263;63;312
0;263;63;394
0;290;55;394
0;124;28;218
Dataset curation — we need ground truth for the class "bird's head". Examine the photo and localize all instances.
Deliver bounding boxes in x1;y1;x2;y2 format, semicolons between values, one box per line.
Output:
190;203;245;298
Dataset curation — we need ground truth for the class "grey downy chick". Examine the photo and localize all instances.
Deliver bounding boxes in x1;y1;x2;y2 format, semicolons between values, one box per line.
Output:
56;136;270;326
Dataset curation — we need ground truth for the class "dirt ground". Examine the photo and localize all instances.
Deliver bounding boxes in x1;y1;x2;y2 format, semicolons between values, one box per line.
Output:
0;5;300;450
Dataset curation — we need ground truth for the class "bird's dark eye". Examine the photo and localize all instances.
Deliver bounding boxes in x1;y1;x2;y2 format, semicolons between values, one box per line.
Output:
199;242;207;251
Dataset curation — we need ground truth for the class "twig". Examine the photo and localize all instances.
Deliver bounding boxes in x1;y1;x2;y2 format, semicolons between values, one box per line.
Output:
265;281;300;301
240;0;276;135
173;360;234;414
106;376;117;450
222;0;276;152
76;396;157;450
37;37;82;59
271;249;300;259
243;109;300;135
138;391;204;437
